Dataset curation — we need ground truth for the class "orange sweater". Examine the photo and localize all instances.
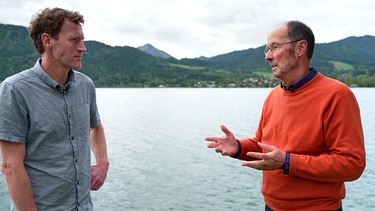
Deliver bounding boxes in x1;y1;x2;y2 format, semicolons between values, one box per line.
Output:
238;73;366;211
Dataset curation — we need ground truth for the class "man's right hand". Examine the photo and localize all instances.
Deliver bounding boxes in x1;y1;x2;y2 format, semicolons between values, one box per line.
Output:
205;125;239;156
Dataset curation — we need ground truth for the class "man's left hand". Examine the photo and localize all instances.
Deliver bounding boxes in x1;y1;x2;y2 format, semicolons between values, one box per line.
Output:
242;142;286;170
91;161;109;191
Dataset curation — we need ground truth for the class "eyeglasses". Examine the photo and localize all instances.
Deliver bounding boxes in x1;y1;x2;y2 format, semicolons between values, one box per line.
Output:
264;39;302;55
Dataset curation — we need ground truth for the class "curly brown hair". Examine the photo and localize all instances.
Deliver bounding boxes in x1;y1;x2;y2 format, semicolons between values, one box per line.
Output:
28;7;84;54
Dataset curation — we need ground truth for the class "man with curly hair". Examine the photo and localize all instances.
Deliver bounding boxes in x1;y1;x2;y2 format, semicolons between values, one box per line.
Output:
0;7;109;210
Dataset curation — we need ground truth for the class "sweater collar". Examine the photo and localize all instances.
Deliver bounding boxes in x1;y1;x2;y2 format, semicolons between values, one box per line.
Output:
280;67;318;91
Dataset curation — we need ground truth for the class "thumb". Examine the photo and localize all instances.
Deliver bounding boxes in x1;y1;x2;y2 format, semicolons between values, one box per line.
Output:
258;142;274;151
220;125;232;136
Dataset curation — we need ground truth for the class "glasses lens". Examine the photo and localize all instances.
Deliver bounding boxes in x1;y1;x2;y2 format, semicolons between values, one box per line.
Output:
264;47;269;55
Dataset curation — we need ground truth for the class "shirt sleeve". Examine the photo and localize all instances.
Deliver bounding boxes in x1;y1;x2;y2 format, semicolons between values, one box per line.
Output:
89;81;101;129
0;82;28;143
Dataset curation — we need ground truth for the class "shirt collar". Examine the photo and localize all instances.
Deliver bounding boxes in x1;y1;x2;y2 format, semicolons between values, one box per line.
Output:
33;59;75;92
280;67;318;91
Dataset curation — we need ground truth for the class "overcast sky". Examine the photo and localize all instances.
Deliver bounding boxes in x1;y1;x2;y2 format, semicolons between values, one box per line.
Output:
1;0;374;59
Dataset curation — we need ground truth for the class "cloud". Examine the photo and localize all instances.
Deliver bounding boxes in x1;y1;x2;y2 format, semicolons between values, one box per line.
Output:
1;0;374;59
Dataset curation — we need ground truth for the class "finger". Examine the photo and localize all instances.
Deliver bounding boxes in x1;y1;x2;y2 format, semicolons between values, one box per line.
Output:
91;183;102;191
215;147;229;156
205;136;218;142
220;125;232;136
91;177;104;191
221;150;229;156
242;160;263;169
91;179;99;190
246;151;265;160
207;142;218;148
257;142;274;151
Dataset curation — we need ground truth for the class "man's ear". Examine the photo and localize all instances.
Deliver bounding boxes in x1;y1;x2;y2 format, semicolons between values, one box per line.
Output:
296;40;307;57
41;33;52;48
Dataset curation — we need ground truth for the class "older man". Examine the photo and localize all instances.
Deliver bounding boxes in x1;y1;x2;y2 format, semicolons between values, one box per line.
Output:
206;20;366;211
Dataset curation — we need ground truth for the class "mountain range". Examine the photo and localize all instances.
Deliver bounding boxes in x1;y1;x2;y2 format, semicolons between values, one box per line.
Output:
1;23;374;87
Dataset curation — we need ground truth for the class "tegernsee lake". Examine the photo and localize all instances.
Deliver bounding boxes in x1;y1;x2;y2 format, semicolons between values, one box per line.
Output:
1;88;374;210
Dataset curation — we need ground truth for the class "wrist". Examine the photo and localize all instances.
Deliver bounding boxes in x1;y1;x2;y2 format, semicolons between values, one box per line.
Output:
230;139;242;158
97;160;110;168
283;153;290;174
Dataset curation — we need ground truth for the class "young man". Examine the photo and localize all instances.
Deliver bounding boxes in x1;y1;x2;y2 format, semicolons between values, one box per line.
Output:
206;20;366;211
0;7;109;210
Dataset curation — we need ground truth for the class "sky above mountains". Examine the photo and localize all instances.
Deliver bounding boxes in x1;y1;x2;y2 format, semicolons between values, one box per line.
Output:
1;0;374;59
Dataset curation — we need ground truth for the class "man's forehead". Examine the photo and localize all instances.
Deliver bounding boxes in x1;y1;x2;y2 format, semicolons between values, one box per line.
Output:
267;25;289;43
60;20;84;35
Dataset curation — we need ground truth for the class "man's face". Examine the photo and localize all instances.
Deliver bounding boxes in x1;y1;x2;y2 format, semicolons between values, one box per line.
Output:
50;19;86;70
264;25;298;81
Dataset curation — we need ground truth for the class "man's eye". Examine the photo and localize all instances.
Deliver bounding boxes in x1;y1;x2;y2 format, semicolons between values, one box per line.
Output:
271;45;279;51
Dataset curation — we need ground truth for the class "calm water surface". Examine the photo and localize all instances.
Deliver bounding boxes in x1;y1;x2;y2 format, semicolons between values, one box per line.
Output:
1;88;374;210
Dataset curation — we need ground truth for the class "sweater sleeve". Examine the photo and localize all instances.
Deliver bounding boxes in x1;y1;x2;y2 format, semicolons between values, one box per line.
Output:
236;138;262;161
237;122;263;161
236;107;265;161
289;92;366;182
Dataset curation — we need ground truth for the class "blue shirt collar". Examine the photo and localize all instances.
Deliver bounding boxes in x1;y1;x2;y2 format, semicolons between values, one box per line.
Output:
280;67;318;91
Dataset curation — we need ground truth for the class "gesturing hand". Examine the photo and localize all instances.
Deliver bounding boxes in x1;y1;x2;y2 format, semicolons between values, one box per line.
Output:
242;142;286;170
205;125;239;156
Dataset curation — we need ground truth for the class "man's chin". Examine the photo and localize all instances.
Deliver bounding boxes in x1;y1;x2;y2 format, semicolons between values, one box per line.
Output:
72;63;83;70
272;72;281;79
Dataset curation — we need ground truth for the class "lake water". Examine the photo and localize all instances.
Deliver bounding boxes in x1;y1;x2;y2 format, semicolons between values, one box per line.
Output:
1;88;374;210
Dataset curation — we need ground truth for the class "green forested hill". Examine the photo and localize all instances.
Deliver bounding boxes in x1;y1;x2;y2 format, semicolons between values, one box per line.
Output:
0;24;39;80
1;23;374;87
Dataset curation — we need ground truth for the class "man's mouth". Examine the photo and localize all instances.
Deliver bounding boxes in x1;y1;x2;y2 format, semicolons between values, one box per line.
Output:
271;64;278;71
